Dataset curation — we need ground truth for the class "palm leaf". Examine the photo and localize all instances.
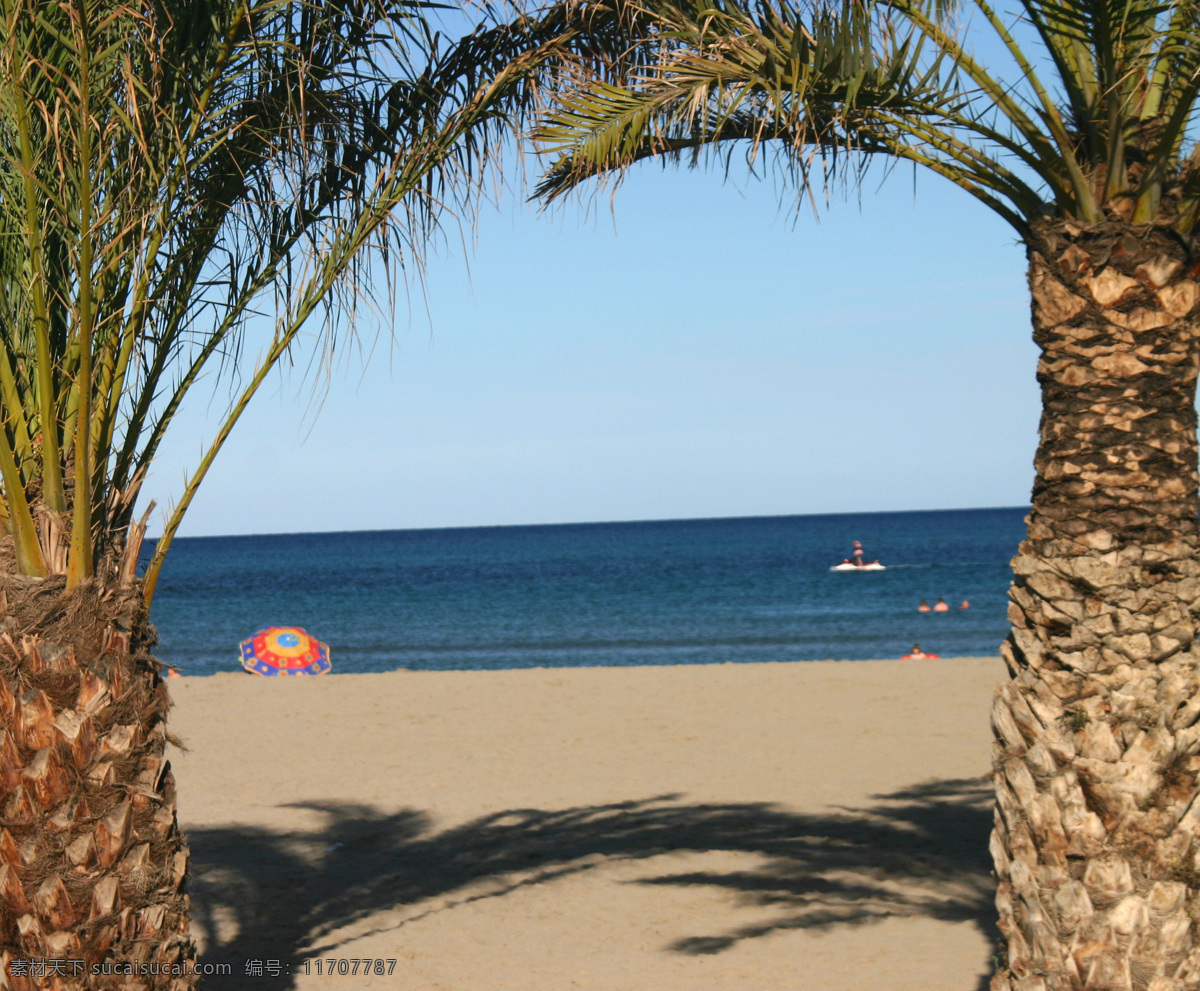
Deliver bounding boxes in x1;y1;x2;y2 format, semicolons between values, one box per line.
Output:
0;0;605;590
533;0;1200;232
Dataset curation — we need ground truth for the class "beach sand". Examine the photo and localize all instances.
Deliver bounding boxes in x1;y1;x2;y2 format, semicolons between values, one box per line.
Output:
166;657;1006;990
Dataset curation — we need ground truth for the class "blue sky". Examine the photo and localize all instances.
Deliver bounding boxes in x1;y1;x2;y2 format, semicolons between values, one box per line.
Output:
144;143;1038;537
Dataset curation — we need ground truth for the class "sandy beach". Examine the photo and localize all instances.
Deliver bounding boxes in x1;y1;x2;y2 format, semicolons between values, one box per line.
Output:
166;657;1005;990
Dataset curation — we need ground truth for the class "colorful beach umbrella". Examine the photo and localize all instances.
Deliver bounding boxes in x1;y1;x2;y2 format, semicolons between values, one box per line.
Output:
239;626;331;676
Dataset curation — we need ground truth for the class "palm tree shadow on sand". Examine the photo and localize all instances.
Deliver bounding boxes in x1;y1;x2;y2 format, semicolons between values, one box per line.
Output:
187;777;998;989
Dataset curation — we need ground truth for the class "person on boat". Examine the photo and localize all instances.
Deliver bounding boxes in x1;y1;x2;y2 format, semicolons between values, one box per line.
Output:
933;597;950;612
851;540;865;566
918;600;931;612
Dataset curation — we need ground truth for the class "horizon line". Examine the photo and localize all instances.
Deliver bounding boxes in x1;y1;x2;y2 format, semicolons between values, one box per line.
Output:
146;503;1031;543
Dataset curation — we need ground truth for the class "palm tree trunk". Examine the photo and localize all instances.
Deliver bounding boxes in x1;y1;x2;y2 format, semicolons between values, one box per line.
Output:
991;220;1200;991
0;565;196;989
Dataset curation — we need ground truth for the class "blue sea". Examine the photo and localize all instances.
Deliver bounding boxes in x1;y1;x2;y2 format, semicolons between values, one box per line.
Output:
146;506;1028;676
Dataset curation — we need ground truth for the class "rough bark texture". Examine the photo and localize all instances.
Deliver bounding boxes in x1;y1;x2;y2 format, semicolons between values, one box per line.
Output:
991;221;1200;991
0;562;196;989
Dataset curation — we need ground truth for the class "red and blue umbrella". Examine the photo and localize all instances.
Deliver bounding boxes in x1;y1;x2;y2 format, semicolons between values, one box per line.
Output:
240;626;331;676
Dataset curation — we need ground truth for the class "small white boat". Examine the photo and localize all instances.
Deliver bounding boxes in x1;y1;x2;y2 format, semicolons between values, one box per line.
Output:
830;560;886;572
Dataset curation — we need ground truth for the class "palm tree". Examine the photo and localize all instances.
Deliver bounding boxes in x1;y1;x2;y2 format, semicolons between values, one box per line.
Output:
0;0;586;983
532;0;1200;986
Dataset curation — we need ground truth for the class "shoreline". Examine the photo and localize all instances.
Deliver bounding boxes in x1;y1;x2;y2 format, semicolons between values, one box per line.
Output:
169;652;1007;678
168;656;1004;990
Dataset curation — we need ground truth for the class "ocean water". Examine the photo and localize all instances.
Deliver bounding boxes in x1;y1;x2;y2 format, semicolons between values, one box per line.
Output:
146;507;1029;676
152;506;1032;676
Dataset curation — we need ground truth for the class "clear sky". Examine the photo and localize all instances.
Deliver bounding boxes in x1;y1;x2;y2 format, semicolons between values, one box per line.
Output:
143;137;1038;537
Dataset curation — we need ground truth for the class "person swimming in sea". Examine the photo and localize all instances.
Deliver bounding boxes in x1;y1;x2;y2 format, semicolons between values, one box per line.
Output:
918;600;931;612
933;597;950;612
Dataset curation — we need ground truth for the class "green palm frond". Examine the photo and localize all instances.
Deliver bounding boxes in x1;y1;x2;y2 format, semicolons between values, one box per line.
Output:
0;0;594;592
536;0;965;199
533;0;1200;234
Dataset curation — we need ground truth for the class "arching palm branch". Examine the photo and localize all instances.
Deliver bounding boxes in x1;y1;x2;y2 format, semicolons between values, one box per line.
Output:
0;0;598;983
534;0;1200;987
